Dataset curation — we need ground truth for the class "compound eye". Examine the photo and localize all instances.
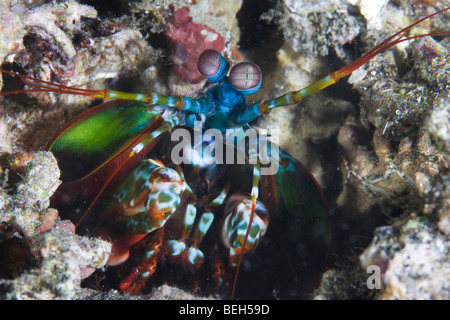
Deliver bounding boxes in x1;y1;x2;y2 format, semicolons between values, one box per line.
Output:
197;49;229;83
229;62;262;95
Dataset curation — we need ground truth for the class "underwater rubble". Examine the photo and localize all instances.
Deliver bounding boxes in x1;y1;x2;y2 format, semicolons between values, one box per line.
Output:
0;151;111;299
0;0;449;300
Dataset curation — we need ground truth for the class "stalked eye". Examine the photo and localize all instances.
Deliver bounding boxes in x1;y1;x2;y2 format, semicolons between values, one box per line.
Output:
229;62;262;95
197;49;229;83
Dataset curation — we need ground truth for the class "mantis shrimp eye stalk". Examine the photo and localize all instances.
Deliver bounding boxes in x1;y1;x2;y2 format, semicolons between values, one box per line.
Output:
197;49;230;83
229;62;262;95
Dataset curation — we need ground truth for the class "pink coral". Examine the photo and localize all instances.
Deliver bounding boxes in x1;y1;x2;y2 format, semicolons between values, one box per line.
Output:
164;6;226;84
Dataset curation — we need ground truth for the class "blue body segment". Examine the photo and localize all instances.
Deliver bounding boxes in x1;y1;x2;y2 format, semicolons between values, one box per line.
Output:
185;79;247;131
204;80;247;130
236;102;263;125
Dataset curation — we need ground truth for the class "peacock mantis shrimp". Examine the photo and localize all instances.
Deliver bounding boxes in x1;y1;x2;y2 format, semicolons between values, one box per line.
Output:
1;3;449;299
